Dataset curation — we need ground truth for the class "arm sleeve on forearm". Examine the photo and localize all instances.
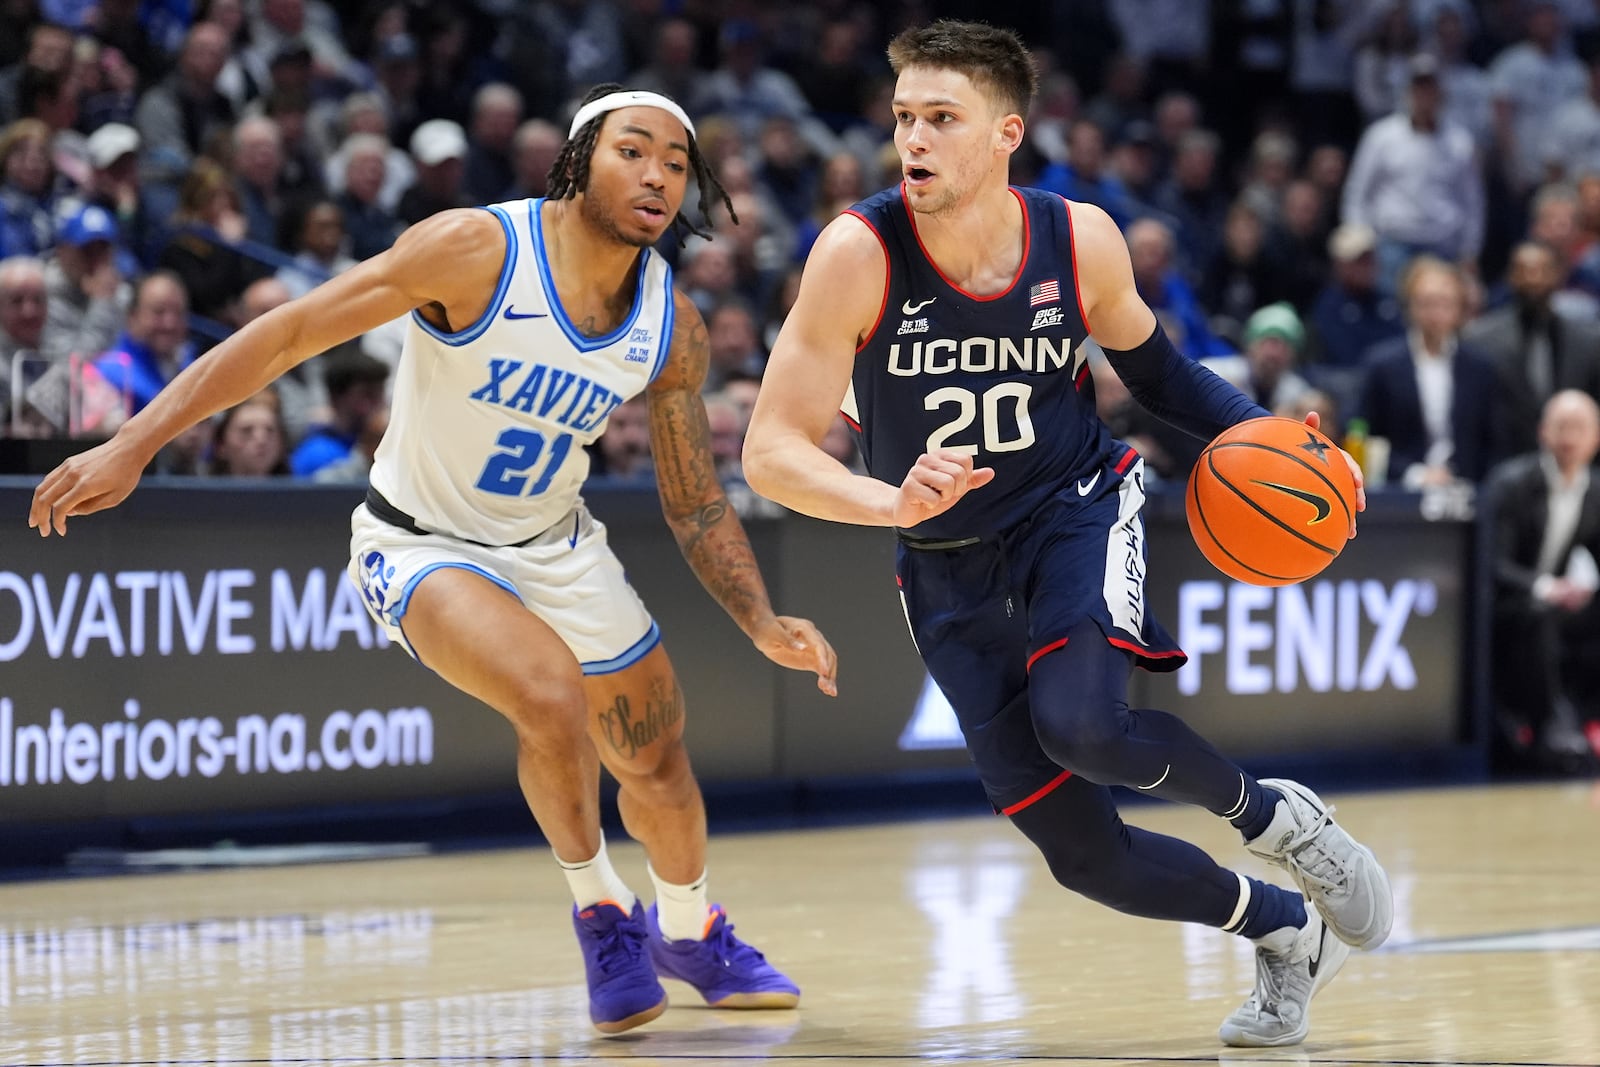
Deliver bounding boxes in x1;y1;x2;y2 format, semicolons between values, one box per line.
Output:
1100;322;1271;442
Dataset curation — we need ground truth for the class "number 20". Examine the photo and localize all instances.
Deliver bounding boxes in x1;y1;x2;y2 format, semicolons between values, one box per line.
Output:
924;382;1035;455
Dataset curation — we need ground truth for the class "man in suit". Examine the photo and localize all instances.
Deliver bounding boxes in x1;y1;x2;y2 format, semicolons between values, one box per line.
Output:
1464;241;1600;458
1359;255;1500;487
1485;389;1600;772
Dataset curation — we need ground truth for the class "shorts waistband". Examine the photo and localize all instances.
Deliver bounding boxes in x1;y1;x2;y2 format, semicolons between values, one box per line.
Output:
365;487;549;550
896;529;984;551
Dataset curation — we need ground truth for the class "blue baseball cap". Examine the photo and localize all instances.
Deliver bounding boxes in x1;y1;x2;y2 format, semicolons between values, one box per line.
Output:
58;205;120;247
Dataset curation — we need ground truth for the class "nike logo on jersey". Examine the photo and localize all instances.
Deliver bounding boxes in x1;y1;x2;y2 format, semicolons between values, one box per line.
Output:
503;307;548;320
1252;480;1333;525
1076;471;1100;496
901;297;937;315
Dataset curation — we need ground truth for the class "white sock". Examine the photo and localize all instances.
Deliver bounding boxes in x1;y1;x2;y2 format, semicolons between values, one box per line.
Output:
557;835;636;911
648;863;710;941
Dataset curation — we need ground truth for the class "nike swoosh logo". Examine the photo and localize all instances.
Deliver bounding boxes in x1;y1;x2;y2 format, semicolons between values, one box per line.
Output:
1251;480;1332;525
1307;928;1326;979
568;513;580;549
1076;471;1100;496
901;297;936;315
503;307;547;320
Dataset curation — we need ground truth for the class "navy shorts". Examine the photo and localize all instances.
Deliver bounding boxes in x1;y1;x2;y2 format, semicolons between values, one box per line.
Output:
895;454;1186;812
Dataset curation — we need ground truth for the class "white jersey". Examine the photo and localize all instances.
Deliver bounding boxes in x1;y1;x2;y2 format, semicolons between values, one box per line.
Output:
368;197;676;545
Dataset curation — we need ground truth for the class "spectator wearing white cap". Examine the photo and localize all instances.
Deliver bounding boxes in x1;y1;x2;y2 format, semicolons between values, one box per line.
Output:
1310;222;1406;368
52;122;158;269
397;118;471;226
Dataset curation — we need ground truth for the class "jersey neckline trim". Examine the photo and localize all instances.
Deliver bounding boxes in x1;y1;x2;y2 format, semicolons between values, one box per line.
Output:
530;198;650;353
409;205;518;346
901;184;1031;302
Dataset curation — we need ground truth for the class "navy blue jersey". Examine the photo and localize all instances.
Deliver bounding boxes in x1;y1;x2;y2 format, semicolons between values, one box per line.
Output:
843;185;1115;539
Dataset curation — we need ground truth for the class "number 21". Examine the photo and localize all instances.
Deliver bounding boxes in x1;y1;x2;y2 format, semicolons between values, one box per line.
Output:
475;428;574;496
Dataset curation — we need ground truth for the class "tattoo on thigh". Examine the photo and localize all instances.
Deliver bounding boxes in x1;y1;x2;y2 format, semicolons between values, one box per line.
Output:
597;678;683;759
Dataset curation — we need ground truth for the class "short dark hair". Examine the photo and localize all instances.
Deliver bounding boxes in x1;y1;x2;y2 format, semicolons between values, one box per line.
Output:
886;20;1039;118
323;350;391;397
547;82;735;244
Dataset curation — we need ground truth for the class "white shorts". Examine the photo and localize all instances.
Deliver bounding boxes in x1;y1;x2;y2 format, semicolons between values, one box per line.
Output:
348;502;660;674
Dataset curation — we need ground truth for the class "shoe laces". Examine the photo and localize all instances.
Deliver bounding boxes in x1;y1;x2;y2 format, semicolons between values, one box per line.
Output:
1246;942;1304;1024
1279;803;1348;894
591;915;647;976
704;914;768;970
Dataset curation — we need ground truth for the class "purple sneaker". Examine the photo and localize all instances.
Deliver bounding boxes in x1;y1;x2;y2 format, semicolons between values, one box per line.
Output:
572;900;668;1033
645;903;800;1009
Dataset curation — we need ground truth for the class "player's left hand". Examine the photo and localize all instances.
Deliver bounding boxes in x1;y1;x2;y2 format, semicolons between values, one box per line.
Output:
1302;410;1365;532
751;615;838;697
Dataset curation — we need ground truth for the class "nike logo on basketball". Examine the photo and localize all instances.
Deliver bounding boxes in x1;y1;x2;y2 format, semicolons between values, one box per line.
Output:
1252;480;1332;524
503;307;547;320
901;297;936;315
1076;471;1100;496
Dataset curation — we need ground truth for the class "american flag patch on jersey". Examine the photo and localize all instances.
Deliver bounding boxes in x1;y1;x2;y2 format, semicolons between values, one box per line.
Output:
1029;279;1061;307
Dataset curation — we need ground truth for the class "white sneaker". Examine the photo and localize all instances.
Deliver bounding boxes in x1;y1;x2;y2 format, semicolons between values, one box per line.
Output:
1245;778;1393;950
1218;910;1350;1047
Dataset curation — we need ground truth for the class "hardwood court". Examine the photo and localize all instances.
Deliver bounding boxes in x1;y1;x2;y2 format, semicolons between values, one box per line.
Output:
3;781;1598;1067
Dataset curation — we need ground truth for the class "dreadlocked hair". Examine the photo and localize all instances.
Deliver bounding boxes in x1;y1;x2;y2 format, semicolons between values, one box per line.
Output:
546;83;737;244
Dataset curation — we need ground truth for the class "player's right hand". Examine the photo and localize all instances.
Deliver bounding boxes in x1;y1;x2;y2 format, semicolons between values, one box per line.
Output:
893;449;995;528
28;437;147;537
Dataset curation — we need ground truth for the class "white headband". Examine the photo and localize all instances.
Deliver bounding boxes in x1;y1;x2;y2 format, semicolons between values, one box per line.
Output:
568;90;697;142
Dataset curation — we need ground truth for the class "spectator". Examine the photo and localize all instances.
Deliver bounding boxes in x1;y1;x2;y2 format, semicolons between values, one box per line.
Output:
1427;1;1493;149
704;391;781;519
705;299;766;393
133;21;236;184
275;196;356;299
1489;0;1587;194
592;393;651;482
1153;128;1228;281
463;83;523;205
1342;54;1484;293
256;88;324;200
0;24;72;126
0;254;44;361
1274;178;1332;312
157;158;264;326
1311;222;1406;367
504;118;561;200
0;118;53;258
1486;389;1600;771
691;18;812;140
289;349;389;477
625;18;707;107
1200;199;1289;341
1037;119;1135;229
311;405;387;484
335;132;405;261
1466;241;1600;457
1354;3;1420;125
237;274;326;444
1359;256;1500;487
1540;50;1600;182
1203;302;1315;413
319;93;413;212
41;204;129;365
233;115;286;246
58;123;158;268
209;392;289;477
94;270;193;416
398;118;471;225
1126;216;1230;359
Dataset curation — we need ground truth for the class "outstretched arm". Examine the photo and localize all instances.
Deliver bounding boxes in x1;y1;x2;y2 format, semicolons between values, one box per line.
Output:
743;213;991;528
647;291;837;694
29;209;510;535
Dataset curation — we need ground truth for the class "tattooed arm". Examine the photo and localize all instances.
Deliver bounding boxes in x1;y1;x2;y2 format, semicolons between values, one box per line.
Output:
645;290;838;694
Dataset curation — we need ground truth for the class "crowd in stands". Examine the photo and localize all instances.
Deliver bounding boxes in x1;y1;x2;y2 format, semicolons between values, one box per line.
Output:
0;0;1595;763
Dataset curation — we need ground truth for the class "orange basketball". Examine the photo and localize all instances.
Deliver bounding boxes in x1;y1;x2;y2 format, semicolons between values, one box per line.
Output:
1185;416;1357;587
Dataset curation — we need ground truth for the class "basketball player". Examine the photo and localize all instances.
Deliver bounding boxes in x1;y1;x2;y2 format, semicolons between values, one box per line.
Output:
28;85;833;1035
744;22;1391;1048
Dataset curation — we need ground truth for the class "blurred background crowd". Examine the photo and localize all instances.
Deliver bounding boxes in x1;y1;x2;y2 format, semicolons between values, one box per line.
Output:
2;1;1600;760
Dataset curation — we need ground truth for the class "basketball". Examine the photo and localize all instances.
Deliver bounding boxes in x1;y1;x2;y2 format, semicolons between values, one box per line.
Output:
1185;416;1357;587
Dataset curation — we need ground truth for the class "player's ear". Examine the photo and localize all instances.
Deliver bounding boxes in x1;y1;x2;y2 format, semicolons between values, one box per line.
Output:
996;112;1025;155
